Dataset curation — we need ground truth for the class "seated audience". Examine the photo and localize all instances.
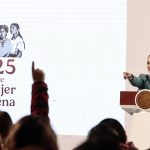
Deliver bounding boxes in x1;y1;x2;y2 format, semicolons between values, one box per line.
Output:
74;118;138;150
98;118;138;150
0;111;13;150
4;115;58;150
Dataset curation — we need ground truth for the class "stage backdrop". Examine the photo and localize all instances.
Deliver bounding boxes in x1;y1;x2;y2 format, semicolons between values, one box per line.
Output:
125;0;150;144
0;0;126;135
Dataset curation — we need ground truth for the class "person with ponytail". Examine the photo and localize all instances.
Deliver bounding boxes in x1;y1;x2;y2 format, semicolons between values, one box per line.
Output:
9;23;25;58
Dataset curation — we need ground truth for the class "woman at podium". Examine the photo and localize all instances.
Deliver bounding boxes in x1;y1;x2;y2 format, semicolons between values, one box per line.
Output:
123;55;150;90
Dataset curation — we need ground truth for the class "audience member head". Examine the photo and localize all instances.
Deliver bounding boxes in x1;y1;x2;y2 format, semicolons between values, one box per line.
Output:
99;118;127;143
74;118;129;150
87;122;121;150
0;111;12;140
5;115;58;150
0;111;12;150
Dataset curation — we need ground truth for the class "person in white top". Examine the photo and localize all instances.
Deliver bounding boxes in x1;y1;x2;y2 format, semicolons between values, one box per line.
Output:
0;25;11;57
9;23;25;58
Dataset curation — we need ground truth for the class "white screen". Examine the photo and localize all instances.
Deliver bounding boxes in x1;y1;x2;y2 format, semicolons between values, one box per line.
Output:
0;0;127;135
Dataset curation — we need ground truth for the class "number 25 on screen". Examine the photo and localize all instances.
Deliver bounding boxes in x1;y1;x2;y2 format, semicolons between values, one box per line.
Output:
0;59;15;74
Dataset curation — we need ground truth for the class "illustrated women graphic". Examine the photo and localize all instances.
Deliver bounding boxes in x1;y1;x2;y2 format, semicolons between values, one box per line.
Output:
9;23;25;58
0;25;11;57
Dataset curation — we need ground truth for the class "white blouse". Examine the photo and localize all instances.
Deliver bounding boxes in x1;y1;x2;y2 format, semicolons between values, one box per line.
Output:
10;36;24;54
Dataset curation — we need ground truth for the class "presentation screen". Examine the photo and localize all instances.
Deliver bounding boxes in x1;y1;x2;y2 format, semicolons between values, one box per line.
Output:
0;0;126;135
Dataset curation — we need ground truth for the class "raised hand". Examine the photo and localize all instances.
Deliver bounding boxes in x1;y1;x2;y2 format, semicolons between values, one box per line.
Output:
32;61;45;82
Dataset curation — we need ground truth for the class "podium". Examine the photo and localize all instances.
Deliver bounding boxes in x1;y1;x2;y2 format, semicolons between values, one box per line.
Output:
120;91;150;150
120;91;141;114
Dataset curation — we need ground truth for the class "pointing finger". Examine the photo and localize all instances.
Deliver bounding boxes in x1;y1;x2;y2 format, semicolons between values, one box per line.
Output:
32;61;35;73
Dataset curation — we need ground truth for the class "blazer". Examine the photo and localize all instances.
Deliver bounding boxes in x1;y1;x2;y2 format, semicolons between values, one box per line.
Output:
129;74;150;90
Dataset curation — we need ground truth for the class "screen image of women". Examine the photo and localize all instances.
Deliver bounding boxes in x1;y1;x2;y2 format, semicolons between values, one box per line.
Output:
0;25;11;57
9;23;25;58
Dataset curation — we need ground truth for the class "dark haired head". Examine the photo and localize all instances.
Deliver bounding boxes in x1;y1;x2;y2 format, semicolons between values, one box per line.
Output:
99;118;127;143
77;122;121;150
1;25;9;33
10;23;20;30
5;115;58;150
0;111;12;139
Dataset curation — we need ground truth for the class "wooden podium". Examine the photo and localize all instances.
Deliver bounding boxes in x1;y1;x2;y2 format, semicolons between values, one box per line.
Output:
120;91;150;149
120;91;141;115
